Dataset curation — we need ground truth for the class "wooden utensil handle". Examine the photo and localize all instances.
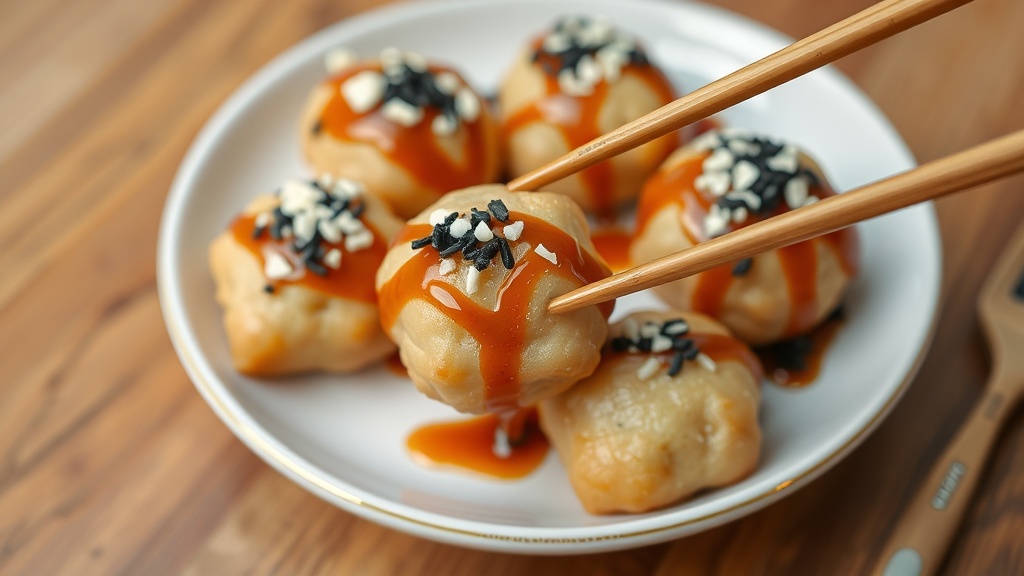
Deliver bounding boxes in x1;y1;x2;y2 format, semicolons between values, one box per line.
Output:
872;372;1020;576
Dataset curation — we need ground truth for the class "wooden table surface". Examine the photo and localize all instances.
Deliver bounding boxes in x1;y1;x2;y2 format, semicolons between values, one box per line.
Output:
3;0;1023;574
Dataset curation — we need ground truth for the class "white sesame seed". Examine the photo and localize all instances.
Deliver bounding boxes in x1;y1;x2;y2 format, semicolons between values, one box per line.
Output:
784;177;809;209
434;72;460;94
595;47;626;82
558;69;593;97
535;243;557;265
663;321;688;335
334;212;364;235
466;266;480;295
543;32;570;53
403;51;428;72
502;220;524;241
803;195;819;207
449;217;472;238
379;47;402;67
324;47;358;75
636;357;662;381
727;137;759;156
732;160;760;191
431;114;457;136
264;252;293;280
429;209;450;226
255;212;270;228
703;148;735;172
292;212;317;244
639;322;660;339
696;353;717;373
695;171;731;197
340;70;386;114
318;219;342;244
726;189;762;211
317;173;334;188
767;147;799;174
380;98;423;127
731;207;748;223
576;54;603;85
651;335;673;353
704;206;729;238
280;180;320;216
438;258;456;276
691;131;723;152
454;88;480;122
333;177;362;198
344;229;373;252
474;221;494;242
324;248;342;269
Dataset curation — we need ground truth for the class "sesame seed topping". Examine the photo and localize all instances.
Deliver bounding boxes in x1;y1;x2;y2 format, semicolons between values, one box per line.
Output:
474;221;494;242
693;131;821;238
344;230;373;252
533;16;649;95
448;217;472;238
323;248;342;269
503;220;524;241
438;258;456;276
264;252;294;280
535;243;558;265
466;266;481;294
340;70;387;114
696;353;718;373
429;209;451;226
610;318;714;378
636;357;662;381
380;98;423;127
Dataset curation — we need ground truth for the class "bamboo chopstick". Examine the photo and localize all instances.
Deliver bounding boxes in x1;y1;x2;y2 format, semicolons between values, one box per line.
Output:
507;0;974;193
547;129;1024;314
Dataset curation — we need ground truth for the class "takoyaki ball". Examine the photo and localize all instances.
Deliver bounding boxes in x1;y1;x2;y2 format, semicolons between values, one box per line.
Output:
209;176;403;375
376;185;613;415
539;310;763;514
499;16;682;214
630;130;860;345
300;48;502;219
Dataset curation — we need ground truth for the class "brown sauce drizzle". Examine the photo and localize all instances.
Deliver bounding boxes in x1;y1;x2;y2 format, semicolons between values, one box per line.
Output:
502;39;677;214
316;63;493;197
757;312;844;387
379;212;612;412
229;214;386;303
406;408;548;479
635;152;859;339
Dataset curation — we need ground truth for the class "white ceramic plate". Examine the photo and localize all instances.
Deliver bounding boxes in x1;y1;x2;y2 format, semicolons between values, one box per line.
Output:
157;0;941;554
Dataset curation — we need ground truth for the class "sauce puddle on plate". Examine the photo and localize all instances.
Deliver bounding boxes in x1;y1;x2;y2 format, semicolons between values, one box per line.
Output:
757;310;844;388
407;408;549;479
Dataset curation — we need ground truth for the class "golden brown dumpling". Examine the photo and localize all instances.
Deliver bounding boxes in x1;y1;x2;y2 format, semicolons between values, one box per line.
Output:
300;48;502;219
209;176;402;375
376;184;613;414
630;130;860;345
499;16;682;214
539;310;762;514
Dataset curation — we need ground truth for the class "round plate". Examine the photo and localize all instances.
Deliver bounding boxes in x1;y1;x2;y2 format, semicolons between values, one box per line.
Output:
157;0;940;554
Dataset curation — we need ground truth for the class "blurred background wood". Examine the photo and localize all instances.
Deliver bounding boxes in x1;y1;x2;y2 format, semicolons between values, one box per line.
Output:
0;0;1021;574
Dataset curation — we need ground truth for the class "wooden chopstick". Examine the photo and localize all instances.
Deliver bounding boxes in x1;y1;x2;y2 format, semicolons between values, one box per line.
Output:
548;129;1024;314
507;0;974;193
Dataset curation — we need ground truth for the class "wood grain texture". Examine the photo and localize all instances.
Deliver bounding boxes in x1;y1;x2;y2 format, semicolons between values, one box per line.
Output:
0;0;1021;575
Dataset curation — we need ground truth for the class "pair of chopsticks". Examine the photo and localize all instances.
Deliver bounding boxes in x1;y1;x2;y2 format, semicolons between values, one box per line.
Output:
504;0;1024;315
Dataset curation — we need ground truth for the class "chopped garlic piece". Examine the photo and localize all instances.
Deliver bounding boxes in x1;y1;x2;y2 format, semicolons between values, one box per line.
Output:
340;70;386;114
474;221;494;242
429;209;450;226
323;248;342;269
438;258;456;276
503;221;524;241
466;266;480;295
264;252;293;280
449;217;472;238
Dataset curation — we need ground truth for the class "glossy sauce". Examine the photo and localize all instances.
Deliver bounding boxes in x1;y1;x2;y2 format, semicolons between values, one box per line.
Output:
379;212;613;412
406;408;548;479
316;63;493;196
230;214;387;302
635;152;860;339
589;226;633;272
502;39;677;214
757;313;843;388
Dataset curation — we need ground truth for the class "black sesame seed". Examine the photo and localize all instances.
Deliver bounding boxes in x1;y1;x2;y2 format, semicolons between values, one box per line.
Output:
263;284;275;294
473;257;490;271
470;208;491;227
430;225;447;249
487;199;510;222
637;338;652;353
732;258;753;277
497;237;515;269
311;119;322;136
307;261;328;277
673;338;694;352
350;200;366;219
684;346;700;360
411;236;433;250
610;337;632;352
667;351;686;377
478;238;501;260
252;225;265;239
